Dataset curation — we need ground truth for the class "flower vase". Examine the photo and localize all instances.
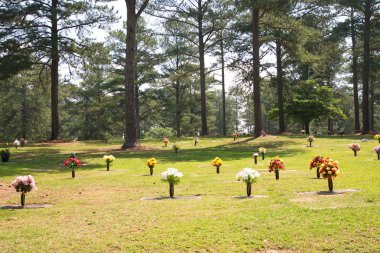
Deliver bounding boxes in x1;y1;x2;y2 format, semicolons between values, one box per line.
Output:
246;182;252;197
378;153;380;160
164;143;167;147
233;137;236;141
354;150;357;156
216;166;220;174
254;156;257;164
72;170;75;178
309;141;312;147
328;176;333;191
106;162;110;171
15;146;18;149
175;149;178;154
21;193;25;207
261;153;265;160
378;139;380;144
316;168;320;179
169;183;174;198
150;166;153;176
275;169;279;180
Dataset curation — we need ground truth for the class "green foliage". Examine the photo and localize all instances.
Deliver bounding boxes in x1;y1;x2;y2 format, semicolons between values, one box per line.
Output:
145;127;176;139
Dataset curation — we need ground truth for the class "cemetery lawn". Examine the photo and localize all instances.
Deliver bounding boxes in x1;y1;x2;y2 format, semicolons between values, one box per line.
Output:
0;135;379;252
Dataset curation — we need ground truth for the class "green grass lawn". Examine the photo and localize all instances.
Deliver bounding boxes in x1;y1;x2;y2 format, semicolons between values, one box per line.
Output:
0;135;379;252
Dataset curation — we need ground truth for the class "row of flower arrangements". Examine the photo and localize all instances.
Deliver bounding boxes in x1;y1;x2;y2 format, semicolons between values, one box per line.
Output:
9;142;380;206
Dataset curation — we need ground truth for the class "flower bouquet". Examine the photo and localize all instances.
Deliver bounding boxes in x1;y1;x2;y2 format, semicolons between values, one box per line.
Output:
232;133;238;141
146;158;157;175
236;168;260;197
253;153;258;164
310;155;324;179
375;135;380;144
307;135;315;147
268;157;285;180
163;138;169;147
173;144;179;153
13;139;20;149
12;175;37;207
259;147;266;160
349;143;361;156
161;168;183;198
211;157;223;174
319;157;340;191
103;155;115;171
1;149;10;162
374;146;380;160
64;155;81;178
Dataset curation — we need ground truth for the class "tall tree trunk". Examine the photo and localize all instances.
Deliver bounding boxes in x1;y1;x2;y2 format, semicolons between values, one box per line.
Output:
370;78;375;132
251;6;262;138
351;6;361;133
198;0;208;136
362;1;371;134
175;79;181;137
135;84;141;139
123;2;138;148
50;0;60;140
276;39;285;134
328;119;333;135
220;32;227;136
304;122;310;135
21;83;27;139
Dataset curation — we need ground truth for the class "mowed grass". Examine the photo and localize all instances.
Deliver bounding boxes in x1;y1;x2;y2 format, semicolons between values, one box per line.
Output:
0;135;379;252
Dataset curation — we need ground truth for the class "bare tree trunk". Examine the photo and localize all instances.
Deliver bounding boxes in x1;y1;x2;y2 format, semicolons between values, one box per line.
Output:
50;0;60;140
123;1;138;148
370;78;375;132
220;32;227;136
276;39;285;134
251;6;262;138
362;1;371;134
198;0;208;136
351;6;361;133
175;79;181;137
135;84;141;139
21;83;27;139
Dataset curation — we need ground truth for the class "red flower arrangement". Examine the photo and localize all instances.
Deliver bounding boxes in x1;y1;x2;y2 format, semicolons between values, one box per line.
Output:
268;157;285;180
310;155;324;179
64;155;81;178
348;143;361;156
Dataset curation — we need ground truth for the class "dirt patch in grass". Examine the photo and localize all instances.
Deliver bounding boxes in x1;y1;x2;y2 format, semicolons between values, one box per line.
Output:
298;189;360;196
1;204;53;209
141;195;202;201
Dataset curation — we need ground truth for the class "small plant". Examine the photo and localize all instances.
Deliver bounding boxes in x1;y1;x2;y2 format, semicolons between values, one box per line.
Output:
310;155;324;179
13;139;20;149
161;168;183;198
163;138;169;147
64;154;81;178
103;155;115;171
307;135;315;147
1;149;10;162
173;144;179;153
12;175;37;207
374;146;380;160
268;157;285;180
319;157;340;191
236;168;260;197
211;157;223;174
253;153;258;164
146;158;157;175
232;133;238;141
374;134;380;144
259;147;266;160
349;143;361;156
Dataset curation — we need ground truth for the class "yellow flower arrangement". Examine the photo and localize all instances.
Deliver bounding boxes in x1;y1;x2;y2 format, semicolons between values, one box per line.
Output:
259;147;266;154
103;155;115;163
211;157;223;167
211;157;223;174
146;158;157;169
